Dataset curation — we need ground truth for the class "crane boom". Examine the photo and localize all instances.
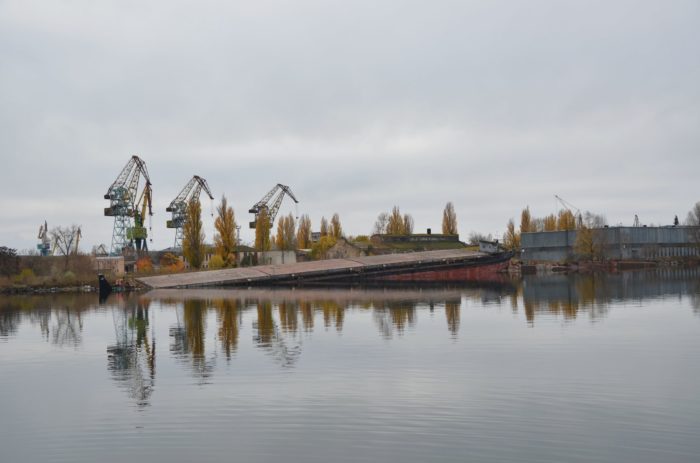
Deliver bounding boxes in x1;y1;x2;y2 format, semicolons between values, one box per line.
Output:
166;175;214;249
554;195;583;228
249;184;298;228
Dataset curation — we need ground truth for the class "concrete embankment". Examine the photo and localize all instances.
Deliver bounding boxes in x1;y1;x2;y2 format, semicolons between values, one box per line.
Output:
136;249;509;289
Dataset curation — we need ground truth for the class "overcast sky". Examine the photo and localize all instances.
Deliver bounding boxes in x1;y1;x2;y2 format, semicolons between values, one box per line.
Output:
1;0;698;252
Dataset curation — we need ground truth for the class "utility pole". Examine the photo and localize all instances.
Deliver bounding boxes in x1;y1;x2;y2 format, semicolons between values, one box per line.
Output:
235;225;241;266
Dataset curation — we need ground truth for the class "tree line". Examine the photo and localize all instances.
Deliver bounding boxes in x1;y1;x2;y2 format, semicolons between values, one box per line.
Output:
502;206;608;253
179;199;462;269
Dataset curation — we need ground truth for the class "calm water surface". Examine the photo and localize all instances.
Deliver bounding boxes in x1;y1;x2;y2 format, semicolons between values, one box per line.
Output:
1;269;699;462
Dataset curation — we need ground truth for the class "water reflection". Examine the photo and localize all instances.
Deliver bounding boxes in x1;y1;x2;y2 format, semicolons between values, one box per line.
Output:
373;301;416;338
51;308;83;347
517;268;700;324
213;298;240;360
1;268;699;409
106;298;155;408
0;294;93;344
445;301;460;338
254;301;301;368
170;299;216;383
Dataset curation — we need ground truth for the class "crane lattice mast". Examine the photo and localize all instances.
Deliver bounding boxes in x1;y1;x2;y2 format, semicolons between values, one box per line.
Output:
104;156;152;256
248;184;299;228
166;175;214;249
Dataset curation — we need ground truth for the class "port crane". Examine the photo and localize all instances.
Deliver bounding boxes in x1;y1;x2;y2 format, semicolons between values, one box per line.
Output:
248;184;299;228
128;184;152;252
37;220;51;256
166;175;214;249
104;156;152;256
554;195;583;228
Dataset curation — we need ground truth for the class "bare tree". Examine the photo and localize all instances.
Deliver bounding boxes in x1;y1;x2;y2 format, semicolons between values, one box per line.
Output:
373;212;389;235
686;201;700;226
51;225;81;256
583;211;607;228
467;232;493;246
50;225;82;269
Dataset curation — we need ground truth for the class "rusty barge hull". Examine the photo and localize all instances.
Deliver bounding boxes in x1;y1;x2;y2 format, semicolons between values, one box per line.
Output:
136;249;513;289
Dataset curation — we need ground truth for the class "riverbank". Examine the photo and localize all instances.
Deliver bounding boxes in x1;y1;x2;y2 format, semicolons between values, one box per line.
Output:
516;258;700;275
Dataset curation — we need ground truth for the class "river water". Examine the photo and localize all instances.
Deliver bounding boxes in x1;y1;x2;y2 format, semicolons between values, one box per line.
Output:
1;269;699;462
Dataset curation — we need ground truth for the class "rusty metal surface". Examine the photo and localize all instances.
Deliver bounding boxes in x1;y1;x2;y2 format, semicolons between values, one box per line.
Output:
137;249;485;289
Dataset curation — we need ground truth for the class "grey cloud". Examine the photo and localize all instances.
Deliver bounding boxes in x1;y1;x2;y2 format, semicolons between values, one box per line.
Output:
0;0;698;251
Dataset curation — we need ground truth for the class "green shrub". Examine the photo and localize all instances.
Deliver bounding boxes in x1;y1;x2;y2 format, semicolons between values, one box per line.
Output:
14;268;37;285
62;270;76;285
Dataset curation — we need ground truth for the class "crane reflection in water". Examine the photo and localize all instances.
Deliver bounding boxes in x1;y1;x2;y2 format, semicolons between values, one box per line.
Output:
106;297;155;408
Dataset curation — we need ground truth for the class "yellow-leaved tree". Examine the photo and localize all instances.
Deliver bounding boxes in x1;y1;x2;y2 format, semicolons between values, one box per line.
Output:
503;219;520;251
320;216;329;237
387;206;404;235
520;206;534;234
330;213;342;238
214;195;237;267
296;214;312;249
255;207;271;251
543;214;557;231
183;197;205;269
557;210;577;231
442;202;458;235
275;213;297;250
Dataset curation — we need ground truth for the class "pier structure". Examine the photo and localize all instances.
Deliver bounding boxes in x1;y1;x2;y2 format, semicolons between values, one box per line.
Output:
136;249;510;289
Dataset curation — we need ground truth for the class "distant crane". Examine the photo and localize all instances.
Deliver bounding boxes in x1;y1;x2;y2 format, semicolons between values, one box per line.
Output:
166;175;214;249
37;220;51;256
554;194;583;228
104;156;152;256
249;184;299;229
72;226;82;255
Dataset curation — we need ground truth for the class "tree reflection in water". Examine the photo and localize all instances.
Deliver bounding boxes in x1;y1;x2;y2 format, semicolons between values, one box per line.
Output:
278;300;298;334
51;308;83;347
213;298;239;361
319;300;344;331
299;301;314;332
0;303;22;339
106;298;155;408
445;300;461;338
170;299;215;383
373;301;416;339
253;301;301;368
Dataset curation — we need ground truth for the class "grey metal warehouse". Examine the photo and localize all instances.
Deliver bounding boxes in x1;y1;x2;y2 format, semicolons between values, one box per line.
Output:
521;226;700;262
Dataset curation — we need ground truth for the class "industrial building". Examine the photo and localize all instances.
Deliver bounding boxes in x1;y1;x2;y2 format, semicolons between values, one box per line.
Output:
521;226;700;263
